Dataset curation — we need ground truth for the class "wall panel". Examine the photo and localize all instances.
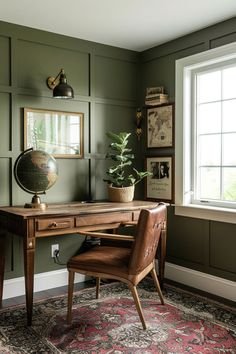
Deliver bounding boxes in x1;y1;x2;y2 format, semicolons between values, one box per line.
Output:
91;102;136;200
0;35;10;85
210;32;236;49
0;158;11;206
210;222;236;274
0;93;11;152
141;43;206;103
167;208;209;266
17;39;89;95
95;55;137;101
92;102;135;153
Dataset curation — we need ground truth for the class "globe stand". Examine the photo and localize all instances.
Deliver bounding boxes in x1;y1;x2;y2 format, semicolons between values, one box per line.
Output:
24;194;47;210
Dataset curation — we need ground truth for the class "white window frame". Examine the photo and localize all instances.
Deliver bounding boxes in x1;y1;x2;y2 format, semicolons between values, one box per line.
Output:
175;41;236;224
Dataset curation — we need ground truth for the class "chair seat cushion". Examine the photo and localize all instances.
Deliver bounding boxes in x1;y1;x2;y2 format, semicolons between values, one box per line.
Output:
68;246;131;278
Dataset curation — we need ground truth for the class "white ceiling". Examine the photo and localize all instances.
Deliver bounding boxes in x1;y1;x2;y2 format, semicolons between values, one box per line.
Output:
1;0;236;51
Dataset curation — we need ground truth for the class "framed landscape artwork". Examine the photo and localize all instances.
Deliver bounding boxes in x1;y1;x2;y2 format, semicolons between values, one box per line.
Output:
24;108;84;158
147;103;174;148
145;156;174;203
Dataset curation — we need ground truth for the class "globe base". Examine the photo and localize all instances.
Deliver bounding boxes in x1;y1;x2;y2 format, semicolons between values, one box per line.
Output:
24;194;47;210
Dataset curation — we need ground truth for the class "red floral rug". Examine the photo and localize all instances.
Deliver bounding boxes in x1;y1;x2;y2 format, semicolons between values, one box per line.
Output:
0;280;235;353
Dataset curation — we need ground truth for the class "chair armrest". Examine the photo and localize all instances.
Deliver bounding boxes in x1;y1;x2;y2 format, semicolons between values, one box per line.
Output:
78;230;134;242
121;220;138;226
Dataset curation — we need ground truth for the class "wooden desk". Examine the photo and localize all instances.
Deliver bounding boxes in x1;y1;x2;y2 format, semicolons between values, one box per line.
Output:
0;200;166;325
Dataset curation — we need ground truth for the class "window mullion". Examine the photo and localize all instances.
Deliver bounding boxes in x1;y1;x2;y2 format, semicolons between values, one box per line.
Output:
220;69;223;201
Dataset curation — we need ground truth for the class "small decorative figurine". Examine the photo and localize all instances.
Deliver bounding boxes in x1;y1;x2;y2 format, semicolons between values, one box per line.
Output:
135;108;143;140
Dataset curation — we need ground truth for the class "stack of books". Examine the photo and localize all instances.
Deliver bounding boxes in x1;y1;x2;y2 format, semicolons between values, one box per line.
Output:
145;87;168;106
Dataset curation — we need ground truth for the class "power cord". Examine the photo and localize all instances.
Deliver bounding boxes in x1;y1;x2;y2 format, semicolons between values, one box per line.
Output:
52;236;101;266
53;249;67;266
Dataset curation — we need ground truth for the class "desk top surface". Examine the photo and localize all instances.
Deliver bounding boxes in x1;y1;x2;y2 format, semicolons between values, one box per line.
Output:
0;200;158;219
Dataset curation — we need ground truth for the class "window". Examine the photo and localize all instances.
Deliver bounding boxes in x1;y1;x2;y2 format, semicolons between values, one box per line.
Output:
175;42;236;223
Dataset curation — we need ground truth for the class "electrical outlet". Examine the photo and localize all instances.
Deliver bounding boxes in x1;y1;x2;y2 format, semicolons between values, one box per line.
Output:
51;244;59;258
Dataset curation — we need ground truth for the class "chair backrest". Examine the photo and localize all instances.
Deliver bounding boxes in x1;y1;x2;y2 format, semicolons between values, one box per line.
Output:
128;203;166;275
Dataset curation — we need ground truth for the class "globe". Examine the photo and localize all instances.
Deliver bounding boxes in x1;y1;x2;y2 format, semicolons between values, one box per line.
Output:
14;148;58;209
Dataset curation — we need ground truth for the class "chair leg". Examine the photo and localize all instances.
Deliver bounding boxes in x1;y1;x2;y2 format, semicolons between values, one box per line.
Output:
128;284;147;330
67;270;75;325
96;277;100;299
150;268;164;305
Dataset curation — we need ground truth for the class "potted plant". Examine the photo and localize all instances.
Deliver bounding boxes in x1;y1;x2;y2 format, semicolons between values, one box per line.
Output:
104;131;152;202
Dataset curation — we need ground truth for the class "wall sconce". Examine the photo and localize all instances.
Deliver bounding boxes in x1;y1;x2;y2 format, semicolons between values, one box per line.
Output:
46;68;74;99
135;108;143;140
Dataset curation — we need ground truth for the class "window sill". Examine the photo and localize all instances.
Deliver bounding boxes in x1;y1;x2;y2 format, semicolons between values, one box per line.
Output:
174;204;236;224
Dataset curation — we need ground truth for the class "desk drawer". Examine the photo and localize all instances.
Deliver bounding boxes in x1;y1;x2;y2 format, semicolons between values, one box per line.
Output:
36;217;74;231
76;212;132;227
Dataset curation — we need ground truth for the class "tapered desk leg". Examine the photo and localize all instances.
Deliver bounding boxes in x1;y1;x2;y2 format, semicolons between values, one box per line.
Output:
0;232;6;308
23;237;35;326
158;229;166;288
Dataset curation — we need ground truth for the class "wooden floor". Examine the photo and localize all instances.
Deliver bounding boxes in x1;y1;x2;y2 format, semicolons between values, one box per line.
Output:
1;280;95;308
1;279;235;309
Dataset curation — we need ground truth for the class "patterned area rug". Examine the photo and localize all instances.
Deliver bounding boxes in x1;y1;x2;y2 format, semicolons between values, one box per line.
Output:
0;280;235;353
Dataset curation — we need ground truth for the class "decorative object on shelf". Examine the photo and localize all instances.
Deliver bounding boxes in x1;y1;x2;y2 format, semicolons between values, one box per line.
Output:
135;108;143;140
145;156;174;203
104;132;152;202
24;108;84;158
147;103;174;148
46;68;74;99
14;148;58;209
145;86;168;106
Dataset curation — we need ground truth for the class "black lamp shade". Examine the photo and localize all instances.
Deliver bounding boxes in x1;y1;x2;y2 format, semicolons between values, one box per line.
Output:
53;72;74;99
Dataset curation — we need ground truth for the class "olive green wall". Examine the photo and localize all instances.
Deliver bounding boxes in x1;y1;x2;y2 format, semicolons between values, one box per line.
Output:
1;17;236;285
140;17;236;282
0;20;140;279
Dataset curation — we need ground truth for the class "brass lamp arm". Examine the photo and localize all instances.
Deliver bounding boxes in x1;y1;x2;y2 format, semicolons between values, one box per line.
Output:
47;68;64;90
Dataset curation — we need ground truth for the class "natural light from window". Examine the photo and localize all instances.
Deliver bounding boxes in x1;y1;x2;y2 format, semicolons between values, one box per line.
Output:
194;65;236;207
175;41;236;223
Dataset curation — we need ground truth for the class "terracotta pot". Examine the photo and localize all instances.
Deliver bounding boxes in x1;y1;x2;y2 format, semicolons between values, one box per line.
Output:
107;184;134;202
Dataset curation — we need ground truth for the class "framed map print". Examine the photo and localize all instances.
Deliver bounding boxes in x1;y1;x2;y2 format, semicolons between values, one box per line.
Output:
147;103;174;148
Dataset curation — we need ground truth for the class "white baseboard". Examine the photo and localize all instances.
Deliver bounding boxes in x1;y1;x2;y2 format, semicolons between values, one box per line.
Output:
165;262;236;302
3;269;85;300
3;263;236;302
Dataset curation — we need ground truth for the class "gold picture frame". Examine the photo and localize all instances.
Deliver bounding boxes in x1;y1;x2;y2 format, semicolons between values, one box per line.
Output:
24;108;84;158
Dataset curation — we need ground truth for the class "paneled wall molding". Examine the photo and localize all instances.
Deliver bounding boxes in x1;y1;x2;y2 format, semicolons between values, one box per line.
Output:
0;18;140;280
210;31;236;49
142;41;206;63
0;21;138;61
14;90;137;107
141;17;236;283
141;17;236;62
0;17;235;284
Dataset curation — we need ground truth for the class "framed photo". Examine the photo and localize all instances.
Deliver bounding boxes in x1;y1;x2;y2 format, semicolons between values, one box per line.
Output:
145;156;174;202
147;103;174;148
24;108;84;158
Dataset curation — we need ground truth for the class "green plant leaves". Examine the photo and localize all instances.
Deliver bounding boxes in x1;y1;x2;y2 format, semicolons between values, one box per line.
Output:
105;131;152;188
